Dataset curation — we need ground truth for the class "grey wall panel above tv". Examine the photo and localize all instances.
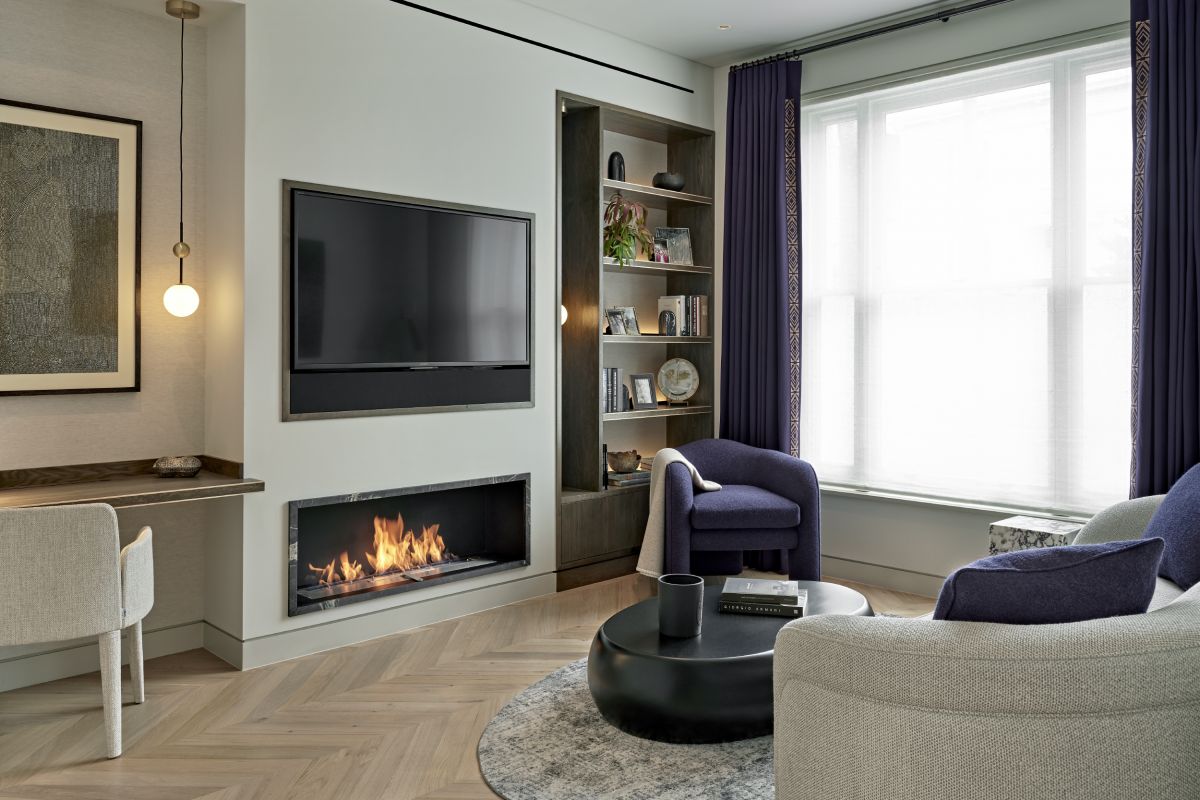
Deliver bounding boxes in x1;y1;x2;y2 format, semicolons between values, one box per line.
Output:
281;180;535;421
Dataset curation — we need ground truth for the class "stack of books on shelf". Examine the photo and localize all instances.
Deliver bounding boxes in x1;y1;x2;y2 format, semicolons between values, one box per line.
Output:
601;367;629;413
657;295;709;337
719;578;807;618
607;469;650;487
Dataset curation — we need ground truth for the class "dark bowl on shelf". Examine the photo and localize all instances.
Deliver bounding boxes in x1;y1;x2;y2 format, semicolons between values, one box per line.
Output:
652;172;686;192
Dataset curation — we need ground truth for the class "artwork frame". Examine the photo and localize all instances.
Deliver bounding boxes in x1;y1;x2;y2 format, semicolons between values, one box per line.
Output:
630;373;658;410
606;306;640;336
654;226;693;266
0;98;141;396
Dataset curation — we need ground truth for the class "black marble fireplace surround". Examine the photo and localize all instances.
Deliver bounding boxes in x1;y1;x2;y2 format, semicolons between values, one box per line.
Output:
288;474;530;616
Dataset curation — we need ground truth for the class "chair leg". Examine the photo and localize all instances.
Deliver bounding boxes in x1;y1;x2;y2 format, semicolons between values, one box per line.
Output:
98;630;122;758
129;620;145;704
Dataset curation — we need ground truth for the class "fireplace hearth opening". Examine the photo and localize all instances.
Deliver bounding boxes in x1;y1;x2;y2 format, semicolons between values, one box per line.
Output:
288;474;529;616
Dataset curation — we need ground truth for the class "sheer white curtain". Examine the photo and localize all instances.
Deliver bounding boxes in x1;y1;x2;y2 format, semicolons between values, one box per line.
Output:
800;39;1132;514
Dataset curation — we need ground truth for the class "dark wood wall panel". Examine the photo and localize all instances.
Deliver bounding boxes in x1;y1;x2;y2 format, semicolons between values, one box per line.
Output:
560;107;603;492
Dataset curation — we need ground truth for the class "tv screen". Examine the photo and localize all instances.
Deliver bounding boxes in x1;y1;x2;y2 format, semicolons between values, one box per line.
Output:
290;189;531;370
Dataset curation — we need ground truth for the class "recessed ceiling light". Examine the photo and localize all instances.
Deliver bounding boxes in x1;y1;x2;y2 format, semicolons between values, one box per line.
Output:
718;23;732;30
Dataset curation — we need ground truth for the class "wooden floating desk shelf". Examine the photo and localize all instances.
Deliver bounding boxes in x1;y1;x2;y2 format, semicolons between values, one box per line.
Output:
604;335;713;344
602;257;712;276
602;179;713;210
0;457;265;509
603;404;713;422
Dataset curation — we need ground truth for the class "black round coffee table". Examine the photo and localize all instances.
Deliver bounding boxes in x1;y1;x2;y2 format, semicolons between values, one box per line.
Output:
587;579;872;743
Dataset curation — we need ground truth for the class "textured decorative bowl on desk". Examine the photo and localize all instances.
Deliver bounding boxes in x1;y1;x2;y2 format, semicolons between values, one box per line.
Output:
153;455;203;478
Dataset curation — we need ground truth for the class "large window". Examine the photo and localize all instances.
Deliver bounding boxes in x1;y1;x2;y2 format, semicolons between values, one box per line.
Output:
800;39;1132;514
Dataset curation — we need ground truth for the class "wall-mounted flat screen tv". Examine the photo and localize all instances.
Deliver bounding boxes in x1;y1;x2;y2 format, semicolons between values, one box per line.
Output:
289;189;531;370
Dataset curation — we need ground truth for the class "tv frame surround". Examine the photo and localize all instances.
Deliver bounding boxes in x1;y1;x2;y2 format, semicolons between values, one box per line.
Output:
281;180;535;421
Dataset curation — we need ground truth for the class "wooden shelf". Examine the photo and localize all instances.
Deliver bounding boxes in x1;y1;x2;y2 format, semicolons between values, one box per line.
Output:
0;470;265;510
602;179;712;210
561;482;650;503
603;404;713;422
602;257;712;276
604;335;712;344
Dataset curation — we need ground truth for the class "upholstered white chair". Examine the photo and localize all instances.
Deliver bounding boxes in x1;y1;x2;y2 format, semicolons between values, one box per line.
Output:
0;503;154;758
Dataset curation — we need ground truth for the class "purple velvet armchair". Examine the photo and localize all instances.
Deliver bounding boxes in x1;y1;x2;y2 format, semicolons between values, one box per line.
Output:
665;439;821;580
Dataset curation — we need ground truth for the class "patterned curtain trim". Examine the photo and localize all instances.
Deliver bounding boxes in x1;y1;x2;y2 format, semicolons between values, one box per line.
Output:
784;97;801;457
1130;17;1150;497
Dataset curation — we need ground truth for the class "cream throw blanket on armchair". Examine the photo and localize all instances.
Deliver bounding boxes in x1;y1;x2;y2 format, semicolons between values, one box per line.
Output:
636;448;721;578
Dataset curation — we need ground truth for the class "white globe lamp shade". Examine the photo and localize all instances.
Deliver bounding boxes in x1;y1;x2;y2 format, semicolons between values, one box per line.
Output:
163;283;200;317
560;304;569;325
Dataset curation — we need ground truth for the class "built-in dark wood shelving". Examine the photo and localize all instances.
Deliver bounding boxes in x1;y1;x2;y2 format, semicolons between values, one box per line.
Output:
557;92;714;590
602;178;712;210
602;257;712;276
602;404;713;422
604;335;713;345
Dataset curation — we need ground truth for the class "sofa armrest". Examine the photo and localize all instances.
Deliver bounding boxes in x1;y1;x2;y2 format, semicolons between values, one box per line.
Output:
773;594;1200;800
663;462;697;574
1073;495;1164;545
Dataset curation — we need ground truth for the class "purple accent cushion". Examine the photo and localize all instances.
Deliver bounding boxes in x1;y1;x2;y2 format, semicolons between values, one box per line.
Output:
1142;463;1200;590
933;538;1166;624
690;484;801;530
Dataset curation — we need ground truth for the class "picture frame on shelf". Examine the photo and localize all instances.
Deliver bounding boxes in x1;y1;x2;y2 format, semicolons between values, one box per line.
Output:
654;227;693;266
607;306;640;335
630;373;658;410
652;239;670;263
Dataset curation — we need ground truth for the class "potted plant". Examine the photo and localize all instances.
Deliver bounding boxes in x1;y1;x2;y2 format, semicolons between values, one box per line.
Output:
603;193;653;268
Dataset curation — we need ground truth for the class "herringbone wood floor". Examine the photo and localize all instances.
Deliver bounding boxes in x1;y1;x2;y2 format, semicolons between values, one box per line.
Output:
0;575;933;799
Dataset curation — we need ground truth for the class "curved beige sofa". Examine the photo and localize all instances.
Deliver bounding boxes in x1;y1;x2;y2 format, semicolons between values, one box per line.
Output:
773;496;1200;800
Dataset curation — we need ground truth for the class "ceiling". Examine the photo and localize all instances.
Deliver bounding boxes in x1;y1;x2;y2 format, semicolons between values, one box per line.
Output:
514;0;936;66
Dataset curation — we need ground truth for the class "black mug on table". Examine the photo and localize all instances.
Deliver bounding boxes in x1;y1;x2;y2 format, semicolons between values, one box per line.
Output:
658;573;703;638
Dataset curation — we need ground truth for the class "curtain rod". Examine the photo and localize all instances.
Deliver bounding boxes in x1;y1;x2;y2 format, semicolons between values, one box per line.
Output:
730;0;1020;72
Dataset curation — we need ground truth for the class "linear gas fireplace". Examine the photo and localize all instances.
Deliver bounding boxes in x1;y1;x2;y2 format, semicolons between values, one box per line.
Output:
288;474;530;616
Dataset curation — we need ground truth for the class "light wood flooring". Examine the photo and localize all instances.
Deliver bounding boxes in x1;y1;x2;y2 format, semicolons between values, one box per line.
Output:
0;575;933;799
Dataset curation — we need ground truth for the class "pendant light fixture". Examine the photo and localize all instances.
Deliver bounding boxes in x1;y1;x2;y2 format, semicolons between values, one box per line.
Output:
163;0;200;318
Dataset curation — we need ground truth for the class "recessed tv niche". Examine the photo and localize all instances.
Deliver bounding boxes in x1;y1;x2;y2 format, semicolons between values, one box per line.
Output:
283;181;534;419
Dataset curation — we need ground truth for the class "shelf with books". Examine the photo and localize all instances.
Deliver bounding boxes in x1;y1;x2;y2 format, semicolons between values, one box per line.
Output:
604;335;713;344
603;257;713;277
601;178;712;210
603;404;713;422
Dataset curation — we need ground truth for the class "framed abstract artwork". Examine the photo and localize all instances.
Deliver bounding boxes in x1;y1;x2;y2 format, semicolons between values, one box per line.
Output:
0;98;141;395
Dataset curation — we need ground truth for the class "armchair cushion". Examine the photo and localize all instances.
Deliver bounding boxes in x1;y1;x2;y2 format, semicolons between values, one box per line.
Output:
1142;463;1200;590
690;484;801;530
933;538;1165;624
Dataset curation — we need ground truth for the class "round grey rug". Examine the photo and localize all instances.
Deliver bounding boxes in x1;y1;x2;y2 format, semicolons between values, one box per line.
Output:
477;658;772;800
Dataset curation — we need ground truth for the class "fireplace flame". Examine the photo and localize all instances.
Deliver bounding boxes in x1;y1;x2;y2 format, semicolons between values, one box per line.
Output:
306;513;451;587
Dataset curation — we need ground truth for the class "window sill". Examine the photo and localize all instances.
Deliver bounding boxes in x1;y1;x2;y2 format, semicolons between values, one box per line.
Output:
819;483;1093;524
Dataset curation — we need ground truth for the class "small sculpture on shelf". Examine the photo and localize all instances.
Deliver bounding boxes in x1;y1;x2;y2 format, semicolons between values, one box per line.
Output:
607;151;625;181
651;172;686;192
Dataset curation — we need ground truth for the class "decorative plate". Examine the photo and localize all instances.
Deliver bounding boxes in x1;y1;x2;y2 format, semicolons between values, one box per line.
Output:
657;358;699;403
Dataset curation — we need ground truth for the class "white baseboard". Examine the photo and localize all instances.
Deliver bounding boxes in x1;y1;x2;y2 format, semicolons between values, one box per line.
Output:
222;573;558;671
822;555;944;598
0;621;204;693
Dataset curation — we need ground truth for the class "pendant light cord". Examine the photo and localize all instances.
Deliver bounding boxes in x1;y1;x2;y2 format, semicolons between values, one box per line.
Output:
178;15;185;284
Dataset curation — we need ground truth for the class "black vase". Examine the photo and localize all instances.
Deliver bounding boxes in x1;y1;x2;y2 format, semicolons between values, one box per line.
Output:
658;574;703;638
607;151;626;181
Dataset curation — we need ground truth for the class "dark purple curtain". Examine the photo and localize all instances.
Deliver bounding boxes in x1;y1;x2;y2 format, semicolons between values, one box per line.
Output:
1131;0;1200;497
720;60;803;456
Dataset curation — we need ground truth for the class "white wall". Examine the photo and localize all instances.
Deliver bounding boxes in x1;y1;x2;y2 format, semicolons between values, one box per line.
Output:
224;0;713;663
712;0;1130;595
0;0;212;687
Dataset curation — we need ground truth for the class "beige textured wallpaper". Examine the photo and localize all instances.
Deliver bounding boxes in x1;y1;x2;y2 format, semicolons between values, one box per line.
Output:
0;0;212;688
0;0;207;470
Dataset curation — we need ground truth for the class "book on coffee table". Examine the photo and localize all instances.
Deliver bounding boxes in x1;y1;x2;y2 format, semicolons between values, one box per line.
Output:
721;578;804;606
718;598;806;618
